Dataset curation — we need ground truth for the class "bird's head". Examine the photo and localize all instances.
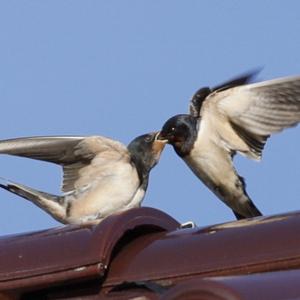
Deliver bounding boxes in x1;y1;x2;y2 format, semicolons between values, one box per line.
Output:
157;114;198;157
127;132;167;177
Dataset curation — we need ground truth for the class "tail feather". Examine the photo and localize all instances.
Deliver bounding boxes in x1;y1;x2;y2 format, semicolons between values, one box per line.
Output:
0;177;67;223
233;198;262;220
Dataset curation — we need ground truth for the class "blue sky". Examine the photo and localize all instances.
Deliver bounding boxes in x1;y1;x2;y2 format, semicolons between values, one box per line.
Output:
0;1;300;235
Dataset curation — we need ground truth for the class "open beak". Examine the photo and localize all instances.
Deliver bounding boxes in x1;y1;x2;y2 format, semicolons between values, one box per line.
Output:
152;131;168;155
155;131;168;142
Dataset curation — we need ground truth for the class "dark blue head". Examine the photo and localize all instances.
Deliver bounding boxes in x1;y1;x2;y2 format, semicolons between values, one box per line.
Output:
157;114;198;157
127;132;167;181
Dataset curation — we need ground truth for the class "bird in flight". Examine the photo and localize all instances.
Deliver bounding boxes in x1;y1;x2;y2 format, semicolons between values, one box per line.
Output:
0;133;166;224
158;71;300;219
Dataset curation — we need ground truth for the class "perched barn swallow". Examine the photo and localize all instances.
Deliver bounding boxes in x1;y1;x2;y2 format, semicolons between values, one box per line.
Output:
0;133;166;224
158;71;300;219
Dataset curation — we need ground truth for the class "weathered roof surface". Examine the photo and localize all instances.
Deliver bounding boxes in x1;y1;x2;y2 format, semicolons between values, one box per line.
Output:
1;207;300;299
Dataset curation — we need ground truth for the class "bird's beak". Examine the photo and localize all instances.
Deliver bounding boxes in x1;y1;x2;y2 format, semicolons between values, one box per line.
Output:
152;132;168;155
155;131;169;142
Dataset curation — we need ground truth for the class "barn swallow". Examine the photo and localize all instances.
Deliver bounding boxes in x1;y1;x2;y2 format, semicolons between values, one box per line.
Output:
158;71;300;219
0;133;166;224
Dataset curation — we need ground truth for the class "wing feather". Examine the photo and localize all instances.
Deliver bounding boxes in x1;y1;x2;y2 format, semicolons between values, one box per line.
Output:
206;75;300;158
0;135;129;194
219;75;300;136
0;136;85;164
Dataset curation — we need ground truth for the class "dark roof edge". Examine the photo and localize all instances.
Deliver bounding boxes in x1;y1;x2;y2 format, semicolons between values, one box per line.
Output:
0;207;180;292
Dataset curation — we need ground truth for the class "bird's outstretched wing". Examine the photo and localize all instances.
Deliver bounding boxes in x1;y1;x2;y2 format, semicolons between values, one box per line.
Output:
0;136;129;193
202;75;300;159
219;75;300;135
189;69;260;118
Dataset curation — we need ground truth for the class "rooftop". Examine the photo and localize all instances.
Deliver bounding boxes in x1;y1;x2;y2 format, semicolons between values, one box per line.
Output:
1;207;300;299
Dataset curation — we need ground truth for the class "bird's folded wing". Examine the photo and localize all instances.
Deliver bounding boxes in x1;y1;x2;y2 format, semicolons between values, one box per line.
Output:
62;136;129;193
0;136;129;193
217;75;300;136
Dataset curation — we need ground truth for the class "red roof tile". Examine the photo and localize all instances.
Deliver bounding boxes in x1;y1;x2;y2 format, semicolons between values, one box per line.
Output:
1;207;300;299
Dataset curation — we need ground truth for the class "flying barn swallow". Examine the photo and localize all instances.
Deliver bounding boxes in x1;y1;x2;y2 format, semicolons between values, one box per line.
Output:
0;133;166;224
158;71;300;219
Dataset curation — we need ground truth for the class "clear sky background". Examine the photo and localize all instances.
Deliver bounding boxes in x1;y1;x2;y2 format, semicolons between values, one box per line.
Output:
0;1;300;235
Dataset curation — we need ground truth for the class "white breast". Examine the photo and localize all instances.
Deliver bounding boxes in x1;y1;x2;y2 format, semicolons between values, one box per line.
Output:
67;158;142;222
